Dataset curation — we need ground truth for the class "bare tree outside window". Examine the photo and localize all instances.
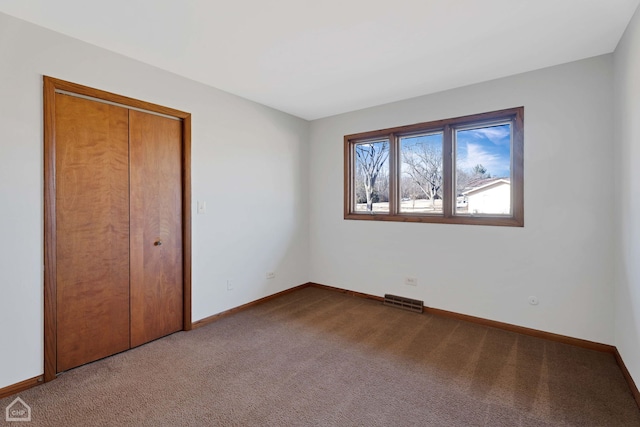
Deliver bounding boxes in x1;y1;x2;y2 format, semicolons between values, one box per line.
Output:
344;107;523;226
354;140;389;212
400;133;443;213
456;164;491;196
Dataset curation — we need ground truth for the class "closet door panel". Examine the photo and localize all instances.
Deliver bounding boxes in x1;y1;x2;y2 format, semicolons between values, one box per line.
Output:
55;95;131;372
129;110;183;347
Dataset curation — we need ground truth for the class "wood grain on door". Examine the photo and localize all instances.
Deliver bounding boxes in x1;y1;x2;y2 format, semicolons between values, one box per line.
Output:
129;110;183;347
55;94;131;372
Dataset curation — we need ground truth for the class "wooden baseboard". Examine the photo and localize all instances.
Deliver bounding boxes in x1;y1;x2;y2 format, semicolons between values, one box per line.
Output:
0;376;43;400
192;283;312;329
3;281;638;411
307;282;640;410
308;283;385;303
614;348;640;409
1;283;312;400
423;306;615;353
307;282;613;353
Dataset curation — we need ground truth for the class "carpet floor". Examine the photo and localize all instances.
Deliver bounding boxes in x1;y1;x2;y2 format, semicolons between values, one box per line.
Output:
1;287;639;426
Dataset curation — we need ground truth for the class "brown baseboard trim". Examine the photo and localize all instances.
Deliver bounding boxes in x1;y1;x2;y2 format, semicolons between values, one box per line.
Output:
424;306;615;353
308;282;614;353
0;376;43;399
2;283;638;411
614;348;640;409
192;283;312;329
308;282;640;407
308;283;385;303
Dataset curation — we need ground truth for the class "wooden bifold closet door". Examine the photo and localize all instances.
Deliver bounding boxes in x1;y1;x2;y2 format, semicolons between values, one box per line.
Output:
55;95;131;372
129;110;183;348
55;93;183;373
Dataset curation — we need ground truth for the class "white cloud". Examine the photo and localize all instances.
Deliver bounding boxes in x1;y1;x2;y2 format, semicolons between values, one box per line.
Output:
457;143;509;176
463;126;510;146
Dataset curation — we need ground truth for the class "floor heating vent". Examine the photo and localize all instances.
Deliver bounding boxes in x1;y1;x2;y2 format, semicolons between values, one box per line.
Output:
383;294;424;313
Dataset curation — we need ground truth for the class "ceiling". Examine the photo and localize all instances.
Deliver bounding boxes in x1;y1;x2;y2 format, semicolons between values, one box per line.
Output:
1;0;638;120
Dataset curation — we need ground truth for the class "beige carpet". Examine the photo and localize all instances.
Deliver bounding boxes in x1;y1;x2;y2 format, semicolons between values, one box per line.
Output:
1;287;639;426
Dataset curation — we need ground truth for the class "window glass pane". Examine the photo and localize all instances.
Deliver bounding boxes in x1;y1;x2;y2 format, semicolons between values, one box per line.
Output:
455;123;511;215
354;140;390;213
400;133;443;214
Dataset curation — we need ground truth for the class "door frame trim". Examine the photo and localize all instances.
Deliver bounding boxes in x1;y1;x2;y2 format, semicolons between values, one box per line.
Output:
43;76;192;382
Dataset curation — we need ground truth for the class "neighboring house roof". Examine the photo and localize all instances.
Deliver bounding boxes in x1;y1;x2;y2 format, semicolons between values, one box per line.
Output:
462;178;510;196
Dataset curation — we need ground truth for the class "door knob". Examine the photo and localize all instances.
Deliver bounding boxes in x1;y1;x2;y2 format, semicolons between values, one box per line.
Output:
154;240;162;246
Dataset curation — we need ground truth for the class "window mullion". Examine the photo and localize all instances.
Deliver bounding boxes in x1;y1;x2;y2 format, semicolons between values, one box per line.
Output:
442;125;453;218
389;133;398;215
344;137;353;217
344;107;523;226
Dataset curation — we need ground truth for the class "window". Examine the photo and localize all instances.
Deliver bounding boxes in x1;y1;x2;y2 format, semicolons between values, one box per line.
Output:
344;107;523;226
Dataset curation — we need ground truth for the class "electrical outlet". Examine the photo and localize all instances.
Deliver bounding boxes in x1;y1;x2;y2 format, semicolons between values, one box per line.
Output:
405;277;417;286
226;280;233;291
266;272;276;279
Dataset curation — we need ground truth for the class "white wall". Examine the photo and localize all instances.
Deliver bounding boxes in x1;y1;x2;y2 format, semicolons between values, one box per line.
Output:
614;4;640;391
4;6;637;394
0;12;309;389
309;56;615;345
